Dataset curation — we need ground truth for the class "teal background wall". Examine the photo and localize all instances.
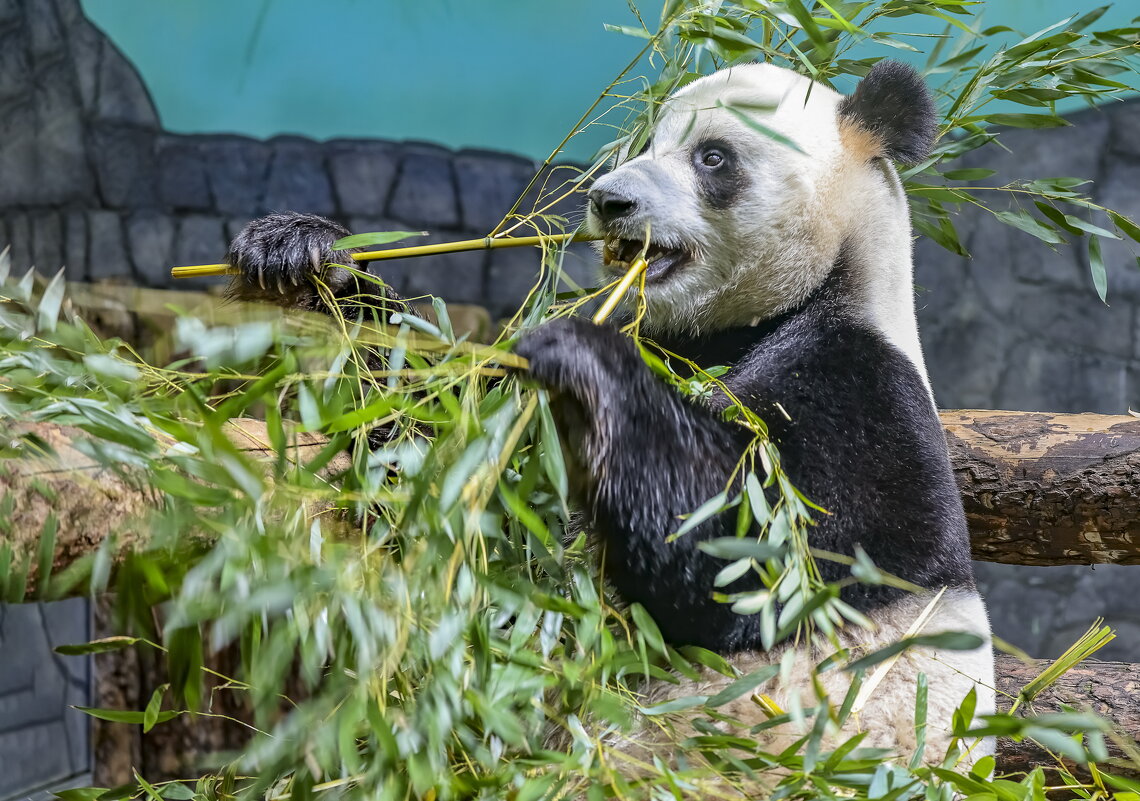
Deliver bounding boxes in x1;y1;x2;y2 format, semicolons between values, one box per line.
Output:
79;1;1138;161
78;0;643;160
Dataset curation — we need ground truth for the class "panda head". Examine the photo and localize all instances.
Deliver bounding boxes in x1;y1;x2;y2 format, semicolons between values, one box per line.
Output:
586;60;936;338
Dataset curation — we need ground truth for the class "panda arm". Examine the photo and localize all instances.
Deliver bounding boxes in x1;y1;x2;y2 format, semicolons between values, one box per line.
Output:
517;318;766;651
225;212;408;323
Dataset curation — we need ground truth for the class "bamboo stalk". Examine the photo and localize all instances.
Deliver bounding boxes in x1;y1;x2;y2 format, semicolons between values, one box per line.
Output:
592;258;648;324
170;232;600;280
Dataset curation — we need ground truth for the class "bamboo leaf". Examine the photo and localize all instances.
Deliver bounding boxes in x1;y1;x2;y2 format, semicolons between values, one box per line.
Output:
134;771;164;801
1062;214;1120;240
331;230;428;251
639;694;709;716
979;113;1072;129
717;101;805;154
670;491;730;540
1109;210;1140;243
143;684;169;733
845;632;985;673
55;636;141;656
37;269;66;333
74;706;179;725
1089;236;1108;303
706;664;779;707
942;168;996;181
630;603;667;655
994;210;1066;244
53;790;109;801
699;537;783;561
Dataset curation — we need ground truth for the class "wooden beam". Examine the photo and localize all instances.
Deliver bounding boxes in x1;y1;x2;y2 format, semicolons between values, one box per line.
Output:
943;410;1140;566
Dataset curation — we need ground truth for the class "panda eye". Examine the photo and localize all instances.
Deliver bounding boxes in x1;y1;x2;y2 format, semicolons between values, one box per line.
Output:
701;150;725;168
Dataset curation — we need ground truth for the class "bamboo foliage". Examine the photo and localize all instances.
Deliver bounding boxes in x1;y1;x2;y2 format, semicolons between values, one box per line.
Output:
2;1;1140;800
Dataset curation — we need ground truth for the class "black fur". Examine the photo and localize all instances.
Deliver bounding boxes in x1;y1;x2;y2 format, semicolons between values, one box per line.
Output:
838;60;936;165
516;259;974;653
226;212;407;322
692;139;747;210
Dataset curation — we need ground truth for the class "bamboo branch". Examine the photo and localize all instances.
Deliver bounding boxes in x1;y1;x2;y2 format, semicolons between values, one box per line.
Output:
593;257;647;324
170;232;601;280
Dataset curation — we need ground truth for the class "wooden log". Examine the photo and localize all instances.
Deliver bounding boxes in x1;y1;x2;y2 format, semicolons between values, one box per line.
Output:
994;654;1140;782
0;419;349;596
6;410;1140;591
942;410;1140;566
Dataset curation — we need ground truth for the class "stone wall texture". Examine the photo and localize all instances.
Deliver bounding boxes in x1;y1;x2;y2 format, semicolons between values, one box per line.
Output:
1;5;1140;786
910;111;1140;662
0;600;91;798
0;0;594;322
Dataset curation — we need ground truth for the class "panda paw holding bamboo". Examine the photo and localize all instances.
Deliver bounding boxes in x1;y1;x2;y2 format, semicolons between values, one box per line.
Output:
227;211;406;321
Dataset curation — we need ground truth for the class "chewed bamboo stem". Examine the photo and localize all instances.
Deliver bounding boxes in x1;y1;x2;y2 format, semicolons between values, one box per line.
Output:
170;232;601;279
592;258;647;325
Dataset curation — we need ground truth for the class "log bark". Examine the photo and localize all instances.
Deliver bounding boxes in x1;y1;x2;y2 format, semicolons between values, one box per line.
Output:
994;655;1140;783
943;410;1140;566
0;419;349;597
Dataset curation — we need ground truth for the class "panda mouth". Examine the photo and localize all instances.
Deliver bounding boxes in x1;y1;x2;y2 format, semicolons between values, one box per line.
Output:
602;237;691;281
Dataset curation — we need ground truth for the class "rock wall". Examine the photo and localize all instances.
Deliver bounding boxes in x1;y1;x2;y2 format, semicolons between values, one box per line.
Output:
0;599;91;798
2;0;1139;681
0;0;592;322
912;107;1140;661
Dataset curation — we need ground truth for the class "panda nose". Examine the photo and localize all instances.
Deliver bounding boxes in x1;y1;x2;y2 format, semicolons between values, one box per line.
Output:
588;188;637;224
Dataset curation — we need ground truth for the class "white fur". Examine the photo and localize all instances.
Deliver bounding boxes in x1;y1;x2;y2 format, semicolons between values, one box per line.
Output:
587;63;933;395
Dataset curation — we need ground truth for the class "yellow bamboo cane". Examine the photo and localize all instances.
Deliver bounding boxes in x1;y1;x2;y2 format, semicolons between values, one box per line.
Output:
170;232;600;279
592;257;647;325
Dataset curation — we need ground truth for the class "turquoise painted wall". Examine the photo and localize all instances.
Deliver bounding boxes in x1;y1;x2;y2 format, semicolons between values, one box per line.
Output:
79;1;1137;161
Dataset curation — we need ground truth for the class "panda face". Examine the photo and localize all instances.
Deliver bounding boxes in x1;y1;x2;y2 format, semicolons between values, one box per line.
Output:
586;62;933;341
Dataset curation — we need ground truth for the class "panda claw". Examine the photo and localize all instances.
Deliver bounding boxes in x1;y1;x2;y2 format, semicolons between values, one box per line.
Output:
309;245;322;277
257;263;267;291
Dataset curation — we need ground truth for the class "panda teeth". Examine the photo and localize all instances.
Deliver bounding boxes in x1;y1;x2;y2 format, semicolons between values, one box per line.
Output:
603;236;688;276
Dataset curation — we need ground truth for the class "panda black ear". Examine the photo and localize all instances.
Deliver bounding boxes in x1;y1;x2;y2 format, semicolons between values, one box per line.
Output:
838;60;936;165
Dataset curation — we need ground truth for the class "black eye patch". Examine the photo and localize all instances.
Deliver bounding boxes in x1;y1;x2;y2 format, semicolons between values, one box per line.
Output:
692;139;746;210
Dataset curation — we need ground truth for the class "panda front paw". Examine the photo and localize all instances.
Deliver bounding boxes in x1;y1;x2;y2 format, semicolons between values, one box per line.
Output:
226;212;356;310
515;318;646;407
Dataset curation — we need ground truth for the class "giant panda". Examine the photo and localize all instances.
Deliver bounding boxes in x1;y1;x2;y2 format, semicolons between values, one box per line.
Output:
226;59;995;776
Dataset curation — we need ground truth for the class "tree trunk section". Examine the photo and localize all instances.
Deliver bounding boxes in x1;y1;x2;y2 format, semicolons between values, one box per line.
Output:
942;410;1140;566
7;412;1140;593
